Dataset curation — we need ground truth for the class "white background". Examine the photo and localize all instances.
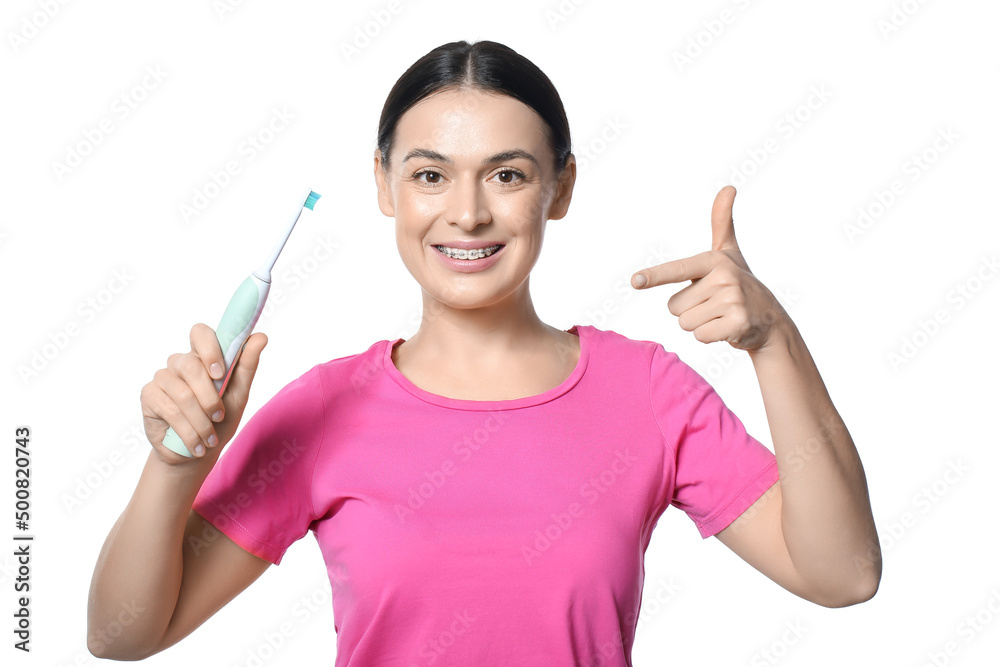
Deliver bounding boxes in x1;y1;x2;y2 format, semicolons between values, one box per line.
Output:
3;1;998;665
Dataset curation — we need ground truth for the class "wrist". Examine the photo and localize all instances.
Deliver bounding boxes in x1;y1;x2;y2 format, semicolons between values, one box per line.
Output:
146;448;216;495
749;313;798;361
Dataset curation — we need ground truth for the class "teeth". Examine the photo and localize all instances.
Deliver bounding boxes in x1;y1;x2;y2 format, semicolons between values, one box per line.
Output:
436;244;502;260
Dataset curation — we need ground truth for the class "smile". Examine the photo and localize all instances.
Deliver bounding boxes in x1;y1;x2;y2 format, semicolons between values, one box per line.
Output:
434;244;504;260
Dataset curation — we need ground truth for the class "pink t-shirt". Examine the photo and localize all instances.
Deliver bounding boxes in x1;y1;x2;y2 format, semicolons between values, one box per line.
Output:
192;324;779;666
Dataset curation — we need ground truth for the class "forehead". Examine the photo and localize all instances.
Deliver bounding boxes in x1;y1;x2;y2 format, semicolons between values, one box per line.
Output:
394;88;550;160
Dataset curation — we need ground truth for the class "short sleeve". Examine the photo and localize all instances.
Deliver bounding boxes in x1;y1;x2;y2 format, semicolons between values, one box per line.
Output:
191;366;325;564
649;344;779;538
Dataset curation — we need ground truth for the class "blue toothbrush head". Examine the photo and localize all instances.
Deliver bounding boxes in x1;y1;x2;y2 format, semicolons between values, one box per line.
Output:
304;190;321;210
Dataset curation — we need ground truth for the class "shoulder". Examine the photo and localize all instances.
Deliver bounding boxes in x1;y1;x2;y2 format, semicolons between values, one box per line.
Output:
297;337;393;402
582;326;705;403
581;324;678;365
232;339;389;451
252;339;385;409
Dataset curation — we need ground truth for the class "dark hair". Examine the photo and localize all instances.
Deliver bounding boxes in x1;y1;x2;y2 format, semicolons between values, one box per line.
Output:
376;40;572;174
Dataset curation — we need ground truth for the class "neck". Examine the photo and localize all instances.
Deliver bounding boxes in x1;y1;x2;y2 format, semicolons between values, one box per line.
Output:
403;279;562;366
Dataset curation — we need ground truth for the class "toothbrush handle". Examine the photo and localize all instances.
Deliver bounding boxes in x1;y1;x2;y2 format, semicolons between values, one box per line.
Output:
161;275;270;458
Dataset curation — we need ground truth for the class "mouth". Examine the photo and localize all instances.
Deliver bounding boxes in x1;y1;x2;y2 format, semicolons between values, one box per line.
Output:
433;244;505;261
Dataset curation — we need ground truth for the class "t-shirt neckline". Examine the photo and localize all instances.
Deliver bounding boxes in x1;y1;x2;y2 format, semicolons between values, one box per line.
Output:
382;324;591;411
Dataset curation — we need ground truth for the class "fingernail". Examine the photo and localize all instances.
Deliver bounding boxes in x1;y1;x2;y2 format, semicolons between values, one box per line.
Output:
210;362;224;379
207;433;218;447
194;443;205;457
632;273;647;288
212;410;224;422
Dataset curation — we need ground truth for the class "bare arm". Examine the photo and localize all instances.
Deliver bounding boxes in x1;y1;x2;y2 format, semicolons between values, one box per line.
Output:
715;317;881;607
631;186;881;607
88;325;271;659
87;451;271;659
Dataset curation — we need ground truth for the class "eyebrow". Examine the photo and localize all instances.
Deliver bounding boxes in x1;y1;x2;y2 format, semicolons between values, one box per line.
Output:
401;148;539;167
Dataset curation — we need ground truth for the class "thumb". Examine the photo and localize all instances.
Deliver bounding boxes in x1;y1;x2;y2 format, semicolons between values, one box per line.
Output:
711;185;739;252
221;332;268;412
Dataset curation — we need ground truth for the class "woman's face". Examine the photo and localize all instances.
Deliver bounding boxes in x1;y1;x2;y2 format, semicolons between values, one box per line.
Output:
374;87;575;311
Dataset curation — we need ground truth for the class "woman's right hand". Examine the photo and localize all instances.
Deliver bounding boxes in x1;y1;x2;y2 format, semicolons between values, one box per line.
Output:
140;324;268;465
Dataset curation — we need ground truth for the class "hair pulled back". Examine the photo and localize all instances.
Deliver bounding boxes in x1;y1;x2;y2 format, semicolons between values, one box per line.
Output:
376;40;572;174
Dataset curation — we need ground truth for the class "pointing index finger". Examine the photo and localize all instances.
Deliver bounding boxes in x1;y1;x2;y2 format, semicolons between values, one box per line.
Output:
633;250;716;289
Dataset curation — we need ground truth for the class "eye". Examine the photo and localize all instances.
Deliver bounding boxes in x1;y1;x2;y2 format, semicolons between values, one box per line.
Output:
491;168;526;186
412;169;443;186
410;167;526;188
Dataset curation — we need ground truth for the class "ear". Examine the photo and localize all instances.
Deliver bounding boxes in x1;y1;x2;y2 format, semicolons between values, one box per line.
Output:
374;148;395;217
546;153;576;221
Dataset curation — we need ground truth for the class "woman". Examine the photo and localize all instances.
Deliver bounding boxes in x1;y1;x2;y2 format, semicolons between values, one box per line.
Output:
87;40;881;664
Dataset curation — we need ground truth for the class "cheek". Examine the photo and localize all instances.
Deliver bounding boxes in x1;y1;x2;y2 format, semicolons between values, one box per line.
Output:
395;190;439;221
493;191;545;225
507;194;547;228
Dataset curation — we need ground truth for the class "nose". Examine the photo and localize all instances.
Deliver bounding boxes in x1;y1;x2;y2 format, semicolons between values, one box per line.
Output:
444;177;492;230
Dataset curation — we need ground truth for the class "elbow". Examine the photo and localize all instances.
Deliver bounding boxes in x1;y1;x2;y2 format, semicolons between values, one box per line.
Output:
87;636;116;661
87;636;148;662
86;634;116;661
87;595;166;661
86;620;160;662
842;547;883;607
825;580;880;608
852;570;882;605
810;572;881;608
811;540;883;608
87;639;157;662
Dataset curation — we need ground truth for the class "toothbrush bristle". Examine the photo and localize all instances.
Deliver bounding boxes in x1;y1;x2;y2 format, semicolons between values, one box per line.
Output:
304;190;321;210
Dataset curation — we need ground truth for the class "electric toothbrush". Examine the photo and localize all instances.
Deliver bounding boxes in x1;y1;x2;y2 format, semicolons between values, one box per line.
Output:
161;188;322;457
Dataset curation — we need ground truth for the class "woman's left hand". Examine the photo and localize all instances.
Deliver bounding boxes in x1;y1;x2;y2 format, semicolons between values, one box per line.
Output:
631;185;791;353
